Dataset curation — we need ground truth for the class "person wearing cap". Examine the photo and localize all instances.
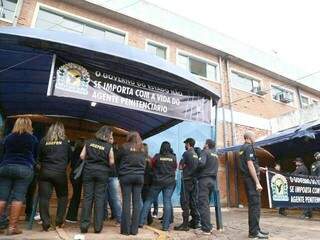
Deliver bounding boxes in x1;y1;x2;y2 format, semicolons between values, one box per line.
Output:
239;131;269;239
194;139;218;236
292;157;312;219
174;138;200;231
311;152;320;177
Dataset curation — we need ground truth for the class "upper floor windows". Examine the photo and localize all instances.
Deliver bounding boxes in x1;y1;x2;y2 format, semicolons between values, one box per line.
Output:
231;71;262;94
35;8;126;44
0;0;18;22
146;41;167;59
177;53;218;81
271;86;294;104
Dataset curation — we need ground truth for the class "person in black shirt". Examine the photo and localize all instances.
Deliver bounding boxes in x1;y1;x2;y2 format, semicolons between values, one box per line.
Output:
311;152;320;177
117;131;145;236
79;126;114;234
239;131;268;239
292;157;312;219
37;122;72;231
175;138;199;231
139;141;177;231
195;139;218;235
66;139;84;223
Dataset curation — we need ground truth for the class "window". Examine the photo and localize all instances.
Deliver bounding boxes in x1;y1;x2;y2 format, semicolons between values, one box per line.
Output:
300;96;309;108
35;8;126;43
231;71;261;93
0;0;18;22
271;86;294;103
177;53;217;81
312;99;319;106
146;42;167;59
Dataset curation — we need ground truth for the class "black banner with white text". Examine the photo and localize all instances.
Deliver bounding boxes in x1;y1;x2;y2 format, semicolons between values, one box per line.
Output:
48;56;212;124
266;170;320;208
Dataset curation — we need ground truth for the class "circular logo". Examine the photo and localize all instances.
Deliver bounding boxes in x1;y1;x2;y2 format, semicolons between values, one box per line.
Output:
271;174;289;201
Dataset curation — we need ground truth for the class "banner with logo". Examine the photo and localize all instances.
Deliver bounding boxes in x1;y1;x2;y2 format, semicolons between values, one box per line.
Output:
266;170;320;208
47;56;212;124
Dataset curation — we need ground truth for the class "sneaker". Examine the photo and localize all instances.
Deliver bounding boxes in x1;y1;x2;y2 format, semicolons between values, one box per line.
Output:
34;213;41;221
66;219;78;224
259;230;269;235
174;223;189;231
249;232;269;239
194;229;211;235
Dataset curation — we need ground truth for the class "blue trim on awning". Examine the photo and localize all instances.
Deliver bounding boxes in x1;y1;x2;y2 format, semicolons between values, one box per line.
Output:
0;27;219;138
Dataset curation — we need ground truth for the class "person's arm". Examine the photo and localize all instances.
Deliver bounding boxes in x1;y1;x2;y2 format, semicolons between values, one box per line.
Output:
247;160;262;192
179;152;187;170
36;140;44;170
198;151;207;169
109;147;115;166
80;145;86;160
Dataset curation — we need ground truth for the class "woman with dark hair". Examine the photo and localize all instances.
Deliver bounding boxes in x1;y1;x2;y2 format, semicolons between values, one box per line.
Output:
37;122;72;231
139;141;177;231
118;131;145;235
0;117;38;235
80;126;114;234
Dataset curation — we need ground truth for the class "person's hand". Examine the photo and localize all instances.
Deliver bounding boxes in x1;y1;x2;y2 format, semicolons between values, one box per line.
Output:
259;167;267;173
256;182;263;192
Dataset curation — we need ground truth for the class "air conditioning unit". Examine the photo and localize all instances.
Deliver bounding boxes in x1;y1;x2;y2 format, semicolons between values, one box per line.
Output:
252;86;267;96
278;92;292;103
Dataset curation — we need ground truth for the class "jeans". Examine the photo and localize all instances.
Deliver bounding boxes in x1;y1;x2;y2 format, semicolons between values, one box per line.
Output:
141;185;153;225
0;164;34;202
25;172;39;219
180;178;200;224
104;177;122;223
66;175;82;221
243;177;261;236
39;169;68;229
120;175;144;235
140;183;175;230
80;169;108;232
198;177;217;232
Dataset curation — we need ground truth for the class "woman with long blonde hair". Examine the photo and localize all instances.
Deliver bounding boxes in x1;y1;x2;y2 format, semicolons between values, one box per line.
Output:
37;122;72;231
0;117;38;235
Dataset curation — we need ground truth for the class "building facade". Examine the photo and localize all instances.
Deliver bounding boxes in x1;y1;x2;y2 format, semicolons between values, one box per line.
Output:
1;0;320;205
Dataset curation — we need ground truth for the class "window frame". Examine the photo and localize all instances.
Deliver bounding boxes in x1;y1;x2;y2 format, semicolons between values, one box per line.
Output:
270;84;296;106
311;98;319;106
145;39;170;61
31;2;128;44
0;0;20;23
229;69;264;96
300;94;310;108
176;49;220;82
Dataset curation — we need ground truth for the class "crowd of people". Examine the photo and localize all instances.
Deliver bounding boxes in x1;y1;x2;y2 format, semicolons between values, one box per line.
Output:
0;117;219;236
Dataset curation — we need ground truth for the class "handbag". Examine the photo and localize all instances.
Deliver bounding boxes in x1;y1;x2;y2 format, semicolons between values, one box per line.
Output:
73;160;85;180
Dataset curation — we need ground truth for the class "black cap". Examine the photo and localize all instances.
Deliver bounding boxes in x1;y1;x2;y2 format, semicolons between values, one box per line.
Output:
184;138;195;147
294;157;304;163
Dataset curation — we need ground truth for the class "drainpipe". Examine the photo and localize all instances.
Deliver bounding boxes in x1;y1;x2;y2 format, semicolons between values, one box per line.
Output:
12;0;23;26
225;58;239;207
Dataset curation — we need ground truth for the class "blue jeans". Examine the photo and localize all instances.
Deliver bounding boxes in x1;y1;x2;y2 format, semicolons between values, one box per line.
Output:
0;164;34;202
140;184;175;230
104;177;122;223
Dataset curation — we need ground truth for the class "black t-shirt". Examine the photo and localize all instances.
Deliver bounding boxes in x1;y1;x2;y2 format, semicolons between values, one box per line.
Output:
117;144;145;177
153;153;177;186
180;148;198;180
292;164;309;175
37;139;72;173
84;138;112;172
144;158;153;186
197;149;219;179
239;143;260;178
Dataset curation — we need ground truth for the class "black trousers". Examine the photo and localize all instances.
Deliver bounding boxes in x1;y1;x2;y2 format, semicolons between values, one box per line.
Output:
66;175;82;221
80;169;108;233
25;172;39;219
198;176;217;232
141;185;153;225
120;175;144;235
180;178;200;224
243;177;261;236
39;169;68;229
